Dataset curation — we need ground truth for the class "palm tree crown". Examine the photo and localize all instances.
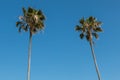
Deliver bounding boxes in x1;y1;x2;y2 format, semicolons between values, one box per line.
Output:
16;7;45;34
75;16;102;43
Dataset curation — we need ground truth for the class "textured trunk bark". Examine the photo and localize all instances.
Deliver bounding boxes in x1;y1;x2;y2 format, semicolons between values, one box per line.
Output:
89;40;101;80
27;32;32;80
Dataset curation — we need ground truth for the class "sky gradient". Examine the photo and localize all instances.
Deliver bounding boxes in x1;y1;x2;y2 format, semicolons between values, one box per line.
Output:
0;0;120;80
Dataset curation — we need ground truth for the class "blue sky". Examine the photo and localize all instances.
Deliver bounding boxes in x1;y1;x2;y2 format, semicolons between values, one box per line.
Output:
0;0;120;80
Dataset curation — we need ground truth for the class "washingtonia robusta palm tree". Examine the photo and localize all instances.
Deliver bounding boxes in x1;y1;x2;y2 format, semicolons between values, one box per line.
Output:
16;7;45;80
75;16;103;80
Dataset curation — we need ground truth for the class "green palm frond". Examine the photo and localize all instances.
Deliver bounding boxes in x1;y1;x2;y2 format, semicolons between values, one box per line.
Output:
40;14;45;20
75;25;82;31
95;27;103;32
79;18;84;25
24;24;29;31
89;16;95;22
28;7;34;13
22;8;26;16
37;10;42;15
18;25;28;32
92;33;99;39
86;34;90;41
18;26;24;32
95;21;102;27
80;33;84;39
32;28;37;33
16;21;22;27
35;23;44;30
37;10;45;20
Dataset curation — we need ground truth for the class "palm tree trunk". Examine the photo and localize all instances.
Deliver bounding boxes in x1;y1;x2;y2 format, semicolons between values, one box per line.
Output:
27;32;32;80
89;40;101;80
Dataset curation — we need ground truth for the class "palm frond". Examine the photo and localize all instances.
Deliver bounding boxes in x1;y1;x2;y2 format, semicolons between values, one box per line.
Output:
97;21;102;26
92;33;99;39
40;15;45;20
86;34;90;41
37;10;45;20
75;25;82;31
22;7;26;16
80;33;84;39
18;26;22;32
89;16;95;22
16;21;22;27
79;18;84;24
25;24;29;31
37;10;42;15
95;27;103;32
32;28;37;33
28;7;34;13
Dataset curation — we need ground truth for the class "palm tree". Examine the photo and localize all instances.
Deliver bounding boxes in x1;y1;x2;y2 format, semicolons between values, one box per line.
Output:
16;7;45;80
75;16;102;80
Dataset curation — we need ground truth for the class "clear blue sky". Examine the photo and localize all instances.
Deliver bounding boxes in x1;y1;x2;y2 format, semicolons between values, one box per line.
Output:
0;0;120;80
